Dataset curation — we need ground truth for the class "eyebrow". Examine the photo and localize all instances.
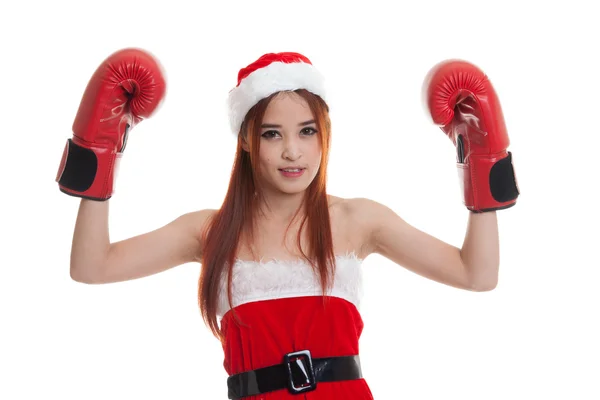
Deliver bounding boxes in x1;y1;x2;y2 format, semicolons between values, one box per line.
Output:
260;120;316;129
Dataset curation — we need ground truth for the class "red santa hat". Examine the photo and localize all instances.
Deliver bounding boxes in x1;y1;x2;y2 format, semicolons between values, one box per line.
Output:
227;52;327;135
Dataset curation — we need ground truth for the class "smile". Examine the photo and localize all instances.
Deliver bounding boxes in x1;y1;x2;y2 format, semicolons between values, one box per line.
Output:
278;168;305;177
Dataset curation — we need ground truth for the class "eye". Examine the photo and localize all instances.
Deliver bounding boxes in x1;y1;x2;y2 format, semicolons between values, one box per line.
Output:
261;130;281;139
301;127;318;136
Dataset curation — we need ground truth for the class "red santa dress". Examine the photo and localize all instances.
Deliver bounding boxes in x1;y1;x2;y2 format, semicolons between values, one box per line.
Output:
218;252;374;399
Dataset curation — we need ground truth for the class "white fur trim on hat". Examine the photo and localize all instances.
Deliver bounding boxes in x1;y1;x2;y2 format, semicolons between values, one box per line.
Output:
227;61;327;135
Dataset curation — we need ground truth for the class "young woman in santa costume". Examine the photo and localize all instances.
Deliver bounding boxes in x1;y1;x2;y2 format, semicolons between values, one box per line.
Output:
57;48;519;399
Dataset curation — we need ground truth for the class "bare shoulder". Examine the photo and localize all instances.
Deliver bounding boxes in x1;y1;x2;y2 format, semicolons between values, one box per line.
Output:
179;208;218;252
158;208;219;262
328;195;387;222
180;208;217;229
327;195;389;256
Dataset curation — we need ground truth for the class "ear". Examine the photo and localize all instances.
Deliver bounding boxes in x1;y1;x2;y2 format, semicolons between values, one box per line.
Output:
240;135;250;152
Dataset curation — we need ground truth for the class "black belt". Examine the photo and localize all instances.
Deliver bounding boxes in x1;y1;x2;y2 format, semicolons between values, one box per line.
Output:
227;350;362;398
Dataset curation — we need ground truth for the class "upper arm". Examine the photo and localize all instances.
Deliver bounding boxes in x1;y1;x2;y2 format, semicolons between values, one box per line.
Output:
351;198;474;291
87;209;215;284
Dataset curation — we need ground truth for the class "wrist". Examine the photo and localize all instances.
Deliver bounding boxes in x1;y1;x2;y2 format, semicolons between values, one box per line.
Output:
459;151;519;212
56;138;117;200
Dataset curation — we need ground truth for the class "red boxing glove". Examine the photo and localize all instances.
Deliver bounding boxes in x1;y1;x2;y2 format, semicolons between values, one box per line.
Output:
56;48;166;200
423;59;519;212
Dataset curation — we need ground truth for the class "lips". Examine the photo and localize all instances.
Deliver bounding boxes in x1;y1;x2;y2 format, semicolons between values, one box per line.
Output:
278;167;306;178
279;168;304;172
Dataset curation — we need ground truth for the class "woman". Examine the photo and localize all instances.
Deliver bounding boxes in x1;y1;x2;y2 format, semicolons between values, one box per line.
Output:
58;49;519;399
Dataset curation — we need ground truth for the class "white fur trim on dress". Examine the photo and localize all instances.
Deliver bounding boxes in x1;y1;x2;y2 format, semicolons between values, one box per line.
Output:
227;61;327;135
216;253;363;318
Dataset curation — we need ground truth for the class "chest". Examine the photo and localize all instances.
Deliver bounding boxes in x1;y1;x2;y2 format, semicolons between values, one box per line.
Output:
236;208;366;261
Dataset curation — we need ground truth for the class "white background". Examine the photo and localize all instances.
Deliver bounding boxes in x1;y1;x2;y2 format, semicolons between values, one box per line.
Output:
1;0;599;399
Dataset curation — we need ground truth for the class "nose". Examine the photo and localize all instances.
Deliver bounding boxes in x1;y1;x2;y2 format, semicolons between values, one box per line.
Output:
282;136;302;161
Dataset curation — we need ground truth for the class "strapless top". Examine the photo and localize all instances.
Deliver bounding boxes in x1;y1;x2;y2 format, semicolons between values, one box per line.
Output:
216;252;364;319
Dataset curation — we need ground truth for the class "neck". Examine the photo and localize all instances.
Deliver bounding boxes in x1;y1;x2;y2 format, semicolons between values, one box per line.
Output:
257;189;306;223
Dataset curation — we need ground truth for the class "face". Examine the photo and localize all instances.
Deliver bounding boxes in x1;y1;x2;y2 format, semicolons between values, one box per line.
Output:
246;92;322;196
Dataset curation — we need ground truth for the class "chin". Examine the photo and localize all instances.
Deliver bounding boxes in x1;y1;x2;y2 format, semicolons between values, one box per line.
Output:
276;182;311;195
269;176;313;195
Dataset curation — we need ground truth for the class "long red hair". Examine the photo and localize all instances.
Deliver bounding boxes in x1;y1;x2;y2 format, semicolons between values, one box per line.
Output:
198;89;335;340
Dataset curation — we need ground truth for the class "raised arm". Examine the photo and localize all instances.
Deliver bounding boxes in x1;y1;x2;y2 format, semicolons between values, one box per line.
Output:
55;47;209;284
352;198;497;291
70;200;213;284
349;59;519;291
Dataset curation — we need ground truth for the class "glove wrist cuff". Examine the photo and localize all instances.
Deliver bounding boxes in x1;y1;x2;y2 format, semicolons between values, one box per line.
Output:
56;137;118;201
458;151;519;212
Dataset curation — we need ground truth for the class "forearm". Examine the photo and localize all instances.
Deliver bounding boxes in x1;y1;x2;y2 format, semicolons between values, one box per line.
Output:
70;199;111;281
460;211;500;291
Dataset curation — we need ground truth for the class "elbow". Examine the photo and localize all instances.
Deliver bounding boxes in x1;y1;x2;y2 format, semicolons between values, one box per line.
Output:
69;261;83;282
465;269;498;292
70;267;92;284
70;262;103;284
69;247;111;284
462;260;499;292
468;276;498;292
470;282;497;292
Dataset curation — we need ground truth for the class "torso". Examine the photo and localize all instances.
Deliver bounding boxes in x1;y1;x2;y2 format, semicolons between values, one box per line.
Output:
204;195;375;397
